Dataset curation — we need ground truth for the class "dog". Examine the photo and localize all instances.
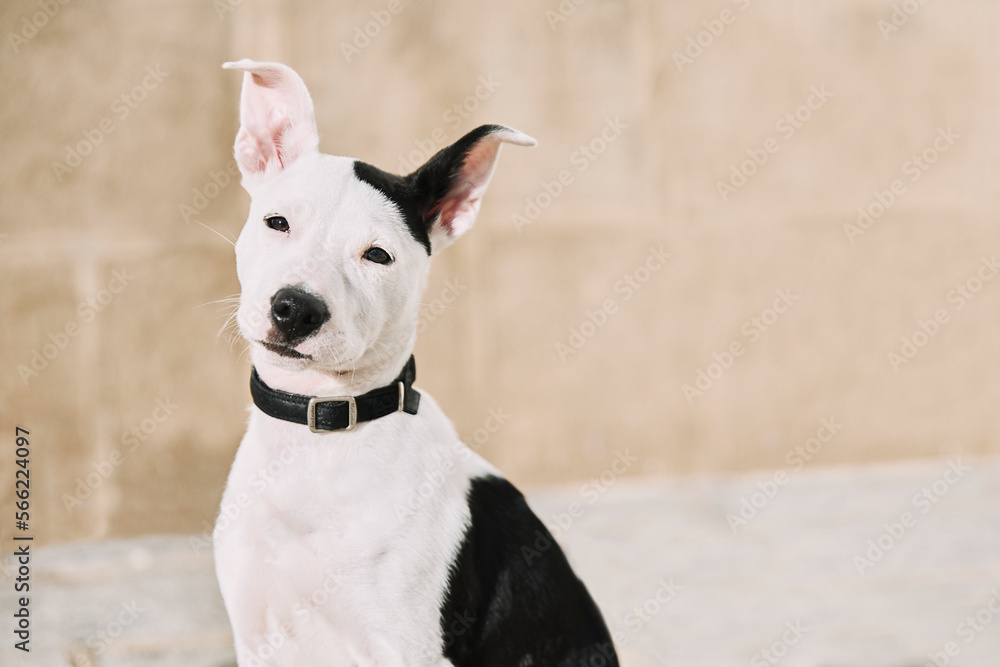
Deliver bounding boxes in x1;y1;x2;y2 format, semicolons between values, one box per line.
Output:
214;59;619;667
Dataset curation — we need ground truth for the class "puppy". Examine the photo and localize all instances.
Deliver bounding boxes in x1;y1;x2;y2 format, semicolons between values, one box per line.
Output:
214;59;619;667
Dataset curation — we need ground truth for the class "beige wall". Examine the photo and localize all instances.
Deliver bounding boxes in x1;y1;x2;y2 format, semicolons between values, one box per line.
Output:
2;0;998;545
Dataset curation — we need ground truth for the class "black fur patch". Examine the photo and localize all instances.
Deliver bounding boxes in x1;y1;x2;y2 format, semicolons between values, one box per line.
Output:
352;125;512;255
439;475;619;666
352;161;432;254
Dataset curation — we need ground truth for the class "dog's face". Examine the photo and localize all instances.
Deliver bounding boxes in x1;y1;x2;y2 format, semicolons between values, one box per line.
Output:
225;60;534;377
232;151;430;375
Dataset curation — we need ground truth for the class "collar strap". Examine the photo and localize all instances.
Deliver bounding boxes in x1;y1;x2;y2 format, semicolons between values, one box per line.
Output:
250;356;420;433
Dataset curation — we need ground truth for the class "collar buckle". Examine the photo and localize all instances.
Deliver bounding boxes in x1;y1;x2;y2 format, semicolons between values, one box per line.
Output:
307;395;357;433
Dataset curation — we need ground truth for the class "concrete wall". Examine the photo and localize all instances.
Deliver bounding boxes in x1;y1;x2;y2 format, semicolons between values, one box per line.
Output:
2;0;998;544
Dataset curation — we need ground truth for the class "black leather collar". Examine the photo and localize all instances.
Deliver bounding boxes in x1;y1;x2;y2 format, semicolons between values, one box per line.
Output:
249;356;420;432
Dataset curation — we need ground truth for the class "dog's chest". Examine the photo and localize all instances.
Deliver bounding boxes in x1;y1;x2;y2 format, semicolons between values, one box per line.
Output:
215;407;486;665
254;443;399;558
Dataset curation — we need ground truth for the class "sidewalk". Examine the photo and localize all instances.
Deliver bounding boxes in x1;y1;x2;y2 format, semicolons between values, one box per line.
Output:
3;457;998;666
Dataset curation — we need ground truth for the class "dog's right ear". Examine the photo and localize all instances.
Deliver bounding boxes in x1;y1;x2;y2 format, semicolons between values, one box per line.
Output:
223;59;319;191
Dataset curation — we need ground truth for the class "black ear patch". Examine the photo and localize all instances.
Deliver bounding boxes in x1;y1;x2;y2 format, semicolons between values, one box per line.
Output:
352;161;433;254
352;125;512;255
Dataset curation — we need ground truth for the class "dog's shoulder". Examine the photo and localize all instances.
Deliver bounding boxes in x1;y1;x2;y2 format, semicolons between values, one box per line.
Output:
439;474;618;666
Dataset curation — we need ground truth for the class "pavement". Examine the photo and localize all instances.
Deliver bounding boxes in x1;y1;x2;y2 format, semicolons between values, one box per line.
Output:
3;456;999;667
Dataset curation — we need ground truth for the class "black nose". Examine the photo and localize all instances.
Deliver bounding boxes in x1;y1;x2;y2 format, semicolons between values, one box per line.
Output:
270;287;330;342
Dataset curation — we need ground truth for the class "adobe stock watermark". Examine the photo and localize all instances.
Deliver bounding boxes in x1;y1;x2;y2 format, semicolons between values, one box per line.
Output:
610;578;682;650
394;407;511;523
877;0;934;40
213;0;244;20
511;116;628;233
716;85;833;202
555;246;670;362
413;610;477;663
726;417;843;533
417;278;465;332
544;0;588;31
522;448;639;566
672;0;755;72
366;276;469;366
887;254;998;372
7;0;73;54
61;398;180;514
853;459;970;575
237;567;347;666
51;65;170;182
750;620;810;666
461;406;510;452
190;437;310;553
844;126;960;244
179;160;240;223
924;589;1000;666
233;232;467;365
339;0;412;63
0;554;16;586
234;232;350;336
396;75;502;174
682;288;799;403
18;268;134;384
72;600;145;667
539;449;639;541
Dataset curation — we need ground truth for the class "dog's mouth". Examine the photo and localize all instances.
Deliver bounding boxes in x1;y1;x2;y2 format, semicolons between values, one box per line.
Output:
259;340;311;360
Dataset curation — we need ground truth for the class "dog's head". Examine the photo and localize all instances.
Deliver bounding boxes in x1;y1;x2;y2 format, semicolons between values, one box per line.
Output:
224;60;534;383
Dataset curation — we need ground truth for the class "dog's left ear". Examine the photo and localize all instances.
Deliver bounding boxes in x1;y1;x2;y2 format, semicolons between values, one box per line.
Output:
410;125;536;253
223;59;319;191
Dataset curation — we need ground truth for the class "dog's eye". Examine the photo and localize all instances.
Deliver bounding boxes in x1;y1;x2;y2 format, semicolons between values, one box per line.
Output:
265;215;289;233
363;247;392;265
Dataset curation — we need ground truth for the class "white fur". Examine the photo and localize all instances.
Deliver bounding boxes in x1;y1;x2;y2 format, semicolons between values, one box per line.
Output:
223;60;320;191
216;395;498;666
233;153;430;384
215;60;533;666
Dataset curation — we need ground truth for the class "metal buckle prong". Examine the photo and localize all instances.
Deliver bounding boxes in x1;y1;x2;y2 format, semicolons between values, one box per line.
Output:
397;382;405;412
307;396;357;433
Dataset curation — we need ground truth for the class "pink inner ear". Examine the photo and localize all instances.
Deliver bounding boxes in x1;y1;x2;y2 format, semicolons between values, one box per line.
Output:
436;188;482;235
433;143;499;237
230;63;319;184
239;106;293;176
237;130;274;174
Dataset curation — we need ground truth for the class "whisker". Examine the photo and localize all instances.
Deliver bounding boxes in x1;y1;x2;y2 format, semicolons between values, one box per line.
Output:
216;310;240;344
191;219;237;247
196;294;242;309
236;341;251;364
